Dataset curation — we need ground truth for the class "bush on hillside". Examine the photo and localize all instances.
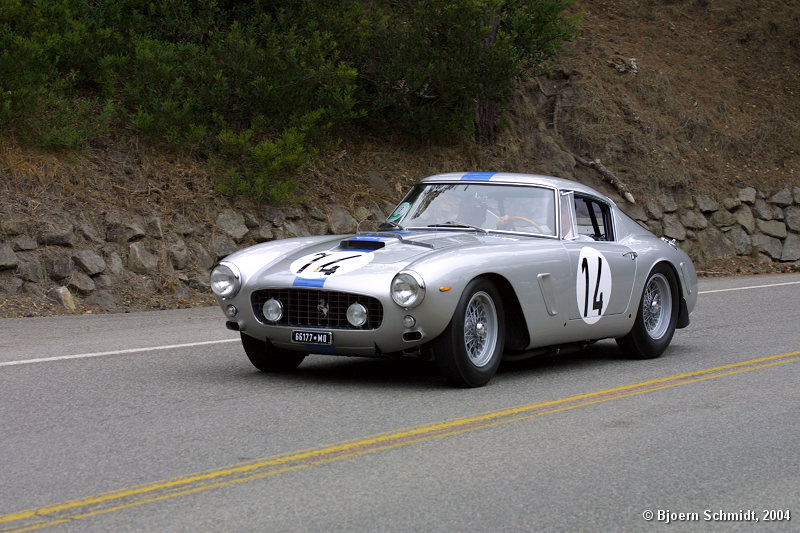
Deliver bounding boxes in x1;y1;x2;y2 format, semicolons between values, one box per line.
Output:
0;0;577;202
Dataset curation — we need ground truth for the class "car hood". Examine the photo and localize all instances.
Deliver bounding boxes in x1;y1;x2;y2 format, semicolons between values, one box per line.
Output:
338;231;484;262
234;230;496;289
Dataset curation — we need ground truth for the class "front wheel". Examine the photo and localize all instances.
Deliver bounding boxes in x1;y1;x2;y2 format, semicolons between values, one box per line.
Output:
240;333;306;372
616;264;679;359
432;279;505;387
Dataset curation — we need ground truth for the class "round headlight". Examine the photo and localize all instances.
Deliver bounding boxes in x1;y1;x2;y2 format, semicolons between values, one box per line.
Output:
262;298;283;322
346;302;368;327
210;262;241;299
391;271;425;308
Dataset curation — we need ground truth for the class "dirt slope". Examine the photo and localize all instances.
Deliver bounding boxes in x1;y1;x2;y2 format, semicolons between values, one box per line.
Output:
553;0;799;196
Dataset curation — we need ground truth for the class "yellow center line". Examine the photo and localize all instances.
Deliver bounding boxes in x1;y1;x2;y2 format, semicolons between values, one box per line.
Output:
2;350;799;532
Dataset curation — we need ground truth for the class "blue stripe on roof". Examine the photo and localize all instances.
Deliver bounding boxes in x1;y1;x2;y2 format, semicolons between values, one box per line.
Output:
461;172;496;181
293;277;326;288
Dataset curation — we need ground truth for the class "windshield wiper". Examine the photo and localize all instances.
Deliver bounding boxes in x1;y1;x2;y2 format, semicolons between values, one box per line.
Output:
378;220;405;231
426;223;487;235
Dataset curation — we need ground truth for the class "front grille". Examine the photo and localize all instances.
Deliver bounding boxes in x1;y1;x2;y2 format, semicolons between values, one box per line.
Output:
251;288;383;330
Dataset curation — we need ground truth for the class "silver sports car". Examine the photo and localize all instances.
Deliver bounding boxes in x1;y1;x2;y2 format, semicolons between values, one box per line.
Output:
211;172;697;387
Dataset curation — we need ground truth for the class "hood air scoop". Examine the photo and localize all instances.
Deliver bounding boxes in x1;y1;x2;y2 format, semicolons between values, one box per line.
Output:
339;238;386;251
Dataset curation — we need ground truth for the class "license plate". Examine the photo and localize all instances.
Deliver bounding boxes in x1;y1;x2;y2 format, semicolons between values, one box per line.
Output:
291;330;332;345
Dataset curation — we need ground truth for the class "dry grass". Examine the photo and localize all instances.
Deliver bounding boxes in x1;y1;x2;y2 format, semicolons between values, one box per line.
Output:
1;140;219;231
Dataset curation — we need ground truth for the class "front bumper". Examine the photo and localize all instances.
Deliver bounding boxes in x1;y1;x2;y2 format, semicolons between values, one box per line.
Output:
220;289;450;357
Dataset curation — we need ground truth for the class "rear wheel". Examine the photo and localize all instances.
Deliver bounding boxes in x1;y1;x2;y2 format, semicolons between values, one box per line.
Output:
240;333;306;372
433;279;505;387
616;264;679;359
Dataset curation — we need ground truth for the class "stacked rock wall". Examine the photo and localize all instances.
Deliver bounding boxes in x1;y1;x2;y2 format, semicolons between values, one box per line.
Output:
0;197;393;315
619;186;800;265
1;184;798;315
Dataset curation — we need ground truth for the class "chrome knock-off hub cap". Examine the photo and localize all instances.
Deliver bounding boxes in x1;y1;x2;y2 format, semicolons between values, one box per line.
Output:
464;291;498;368
642;273;672;340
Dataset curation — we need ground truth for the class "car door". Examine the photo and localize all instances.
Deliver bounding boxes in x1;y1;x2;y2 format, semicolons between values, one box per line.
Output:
560;192;638;323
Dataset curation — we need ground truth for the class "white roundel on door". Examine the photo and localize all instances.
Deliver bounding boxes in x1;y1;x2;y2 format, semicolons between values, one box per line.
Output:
575;247;612;324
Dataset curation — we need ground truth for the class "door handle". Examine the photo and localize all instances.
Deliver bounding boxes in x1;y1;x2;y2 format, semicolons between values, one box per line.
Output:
623;251;638;260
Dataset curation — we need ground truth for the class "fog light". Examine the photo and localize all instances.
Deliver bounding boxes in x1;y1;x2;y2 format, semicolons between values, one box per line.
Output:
224;304;238;318
403;315;416;328
346;302;368;327
262;298;283;322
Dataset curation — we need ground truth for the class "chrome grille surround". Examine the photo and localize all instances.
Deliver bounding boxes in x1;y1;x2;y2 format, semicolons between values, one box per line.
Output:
251;288;383;330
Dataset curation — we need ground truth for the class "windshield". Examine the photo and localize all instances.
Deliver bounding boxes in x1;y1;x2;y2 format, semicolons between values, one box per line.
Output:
386;183;557;236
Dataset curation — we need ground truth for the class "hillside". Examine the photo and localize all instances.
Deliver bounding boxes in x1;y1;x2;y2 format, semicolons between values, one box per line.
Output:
1;0;799;317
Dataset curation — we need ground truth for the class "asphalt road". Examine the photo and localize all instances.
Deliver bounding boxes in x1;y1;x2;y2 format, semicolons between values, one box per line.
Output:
1;274;799;532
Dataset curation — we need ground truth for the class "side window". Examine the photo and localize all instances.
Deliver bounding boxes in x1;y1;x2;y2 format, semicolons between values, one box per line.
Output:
573;196;614;241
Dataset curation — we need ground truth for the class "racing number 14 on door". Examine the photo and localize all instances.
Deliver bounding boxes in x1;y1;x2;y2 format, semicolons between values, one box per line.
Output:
576;247;611;325
582;256;604;317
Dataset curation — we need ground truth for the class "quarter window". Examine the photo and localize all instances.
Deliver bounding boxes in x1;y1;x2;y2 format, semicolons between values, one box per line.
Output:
560;192;577;239
573;196;613;241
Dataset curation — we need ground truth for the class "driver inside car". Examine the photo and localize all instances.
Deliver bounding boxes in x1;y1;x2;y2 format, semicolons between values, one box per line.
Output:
495;196;552;234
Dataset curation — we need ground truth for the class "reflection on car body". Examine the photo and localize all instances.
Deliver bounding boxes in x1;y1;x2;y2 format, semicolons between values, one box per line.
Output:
211;172;697;387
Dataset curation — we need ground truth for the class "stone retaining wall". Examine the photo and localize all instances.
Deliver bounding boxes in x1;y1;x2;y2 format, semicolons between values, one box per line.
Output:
1;183;798;314
618;186;800;265
0;196;394;314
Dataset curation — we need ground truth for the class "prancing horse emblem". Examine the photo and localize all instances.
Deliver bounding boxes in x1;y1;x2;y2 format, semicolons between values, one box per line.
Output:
317;298;329;317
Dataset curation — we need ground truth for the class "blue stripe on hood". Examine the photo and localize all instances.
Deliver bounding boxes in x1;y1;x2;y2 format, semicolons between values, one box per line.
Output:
293;277;326;288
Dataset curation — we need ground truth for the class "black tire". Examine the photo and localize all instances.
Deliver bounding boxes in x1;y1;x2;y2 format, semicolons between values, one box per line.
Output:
433;278;505;387
616;263;679;359
240;333;306;372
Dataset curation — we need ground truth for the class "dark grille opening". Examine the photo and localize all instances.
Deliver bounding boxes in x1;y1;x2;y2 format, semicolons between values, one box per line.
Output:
251;288;383;330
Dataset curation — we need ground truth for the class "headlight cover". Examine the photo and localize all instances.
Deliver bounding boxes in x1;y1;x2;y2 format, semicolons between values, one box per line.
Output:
210;262;242;299
391;271;425;308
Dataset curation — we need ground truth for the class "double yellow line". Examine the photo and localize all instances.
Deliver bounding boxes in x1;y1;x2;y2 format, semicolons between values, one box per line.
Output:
3;350;799;532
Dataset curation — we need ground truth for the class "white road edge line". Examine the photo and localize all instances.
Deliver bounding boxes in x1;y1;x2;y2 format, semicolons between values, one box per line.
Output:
698;280;800;295
4;279;799;368
0;338;239;368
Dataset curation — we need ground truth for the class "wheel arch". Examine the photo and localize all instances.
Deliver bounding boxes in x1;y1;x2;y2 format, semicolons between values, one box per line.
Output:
653;260;690;329
475;273;530;352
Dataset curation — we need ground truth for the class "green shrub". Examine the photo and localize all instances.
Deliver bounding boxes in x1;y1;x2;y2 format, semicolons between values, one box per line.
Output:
214;119;321;204
0;0;578;200
314;0;579;141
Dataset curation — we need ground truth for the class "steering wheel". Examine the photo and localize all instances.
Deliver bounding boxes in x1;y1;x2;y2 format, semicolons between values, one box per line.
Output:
499;216;544;232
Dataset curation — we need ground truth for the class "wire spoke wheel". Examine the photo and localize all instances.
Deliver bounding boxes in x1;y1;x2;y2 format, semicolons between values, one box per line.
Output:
463;291;499;368
616;264;679;360
433;279;505;387
641;273;672;340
